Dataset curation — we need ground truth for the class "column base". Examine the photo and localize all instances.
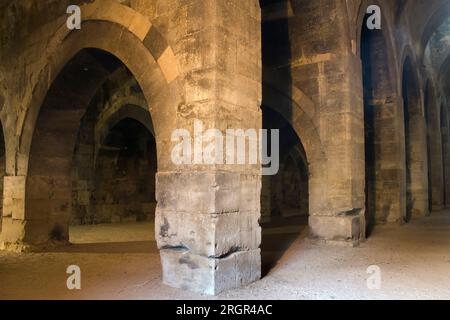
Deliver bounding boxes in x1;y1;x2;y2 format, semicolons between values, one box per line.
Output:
409;206;429;218
309;214;361;247
431;204;444;212
0;241;34;253
0;217;69;252
160;248;261;295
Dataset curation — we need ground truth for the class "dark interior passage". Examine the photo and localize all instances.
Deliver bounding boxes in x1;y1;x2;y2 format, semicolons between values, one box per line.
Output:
26;48;157;246
261;107;309;276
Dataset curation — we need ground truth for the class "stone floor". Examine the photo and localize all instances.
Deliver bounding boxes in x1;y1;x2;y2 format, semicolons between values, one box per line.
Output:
0;212;450;300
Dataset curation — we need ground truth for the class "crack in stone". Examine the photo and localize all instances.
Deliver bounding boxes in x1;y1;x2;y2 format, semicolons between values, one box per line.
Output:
209;246;243;260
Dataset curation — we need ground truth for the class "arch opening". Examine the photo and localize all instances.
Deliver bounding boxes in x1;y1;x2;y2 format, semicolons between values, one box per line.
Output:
260;0;312;276
25;48;157;246
261;106;309;276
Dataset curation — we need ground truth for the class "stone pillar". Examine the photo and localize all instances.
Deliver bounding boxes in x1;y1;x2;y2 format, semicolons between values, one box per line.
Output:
441;105;450;207
300;2;365;246
308;51;365;246
155;0;262;295
427;97;444;211
407;111;430;218
260;0;364;245
364;95;406;224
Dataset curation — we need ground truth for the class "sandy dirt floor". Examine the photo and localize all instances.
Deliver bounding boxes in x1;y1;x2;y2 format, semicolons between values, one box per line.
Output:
1;212;450;300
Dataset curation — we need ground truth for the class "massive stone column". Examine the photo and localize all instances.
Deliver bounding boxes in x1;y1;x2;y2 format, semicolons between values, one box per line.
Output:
406;109;430;218
365;94;407;225
426;90;444;211
155;0;262;295
401;59;429;219
359;18;407;226
441;105;450;207
308;51;365;245
260;0;364;246
285;0;365;245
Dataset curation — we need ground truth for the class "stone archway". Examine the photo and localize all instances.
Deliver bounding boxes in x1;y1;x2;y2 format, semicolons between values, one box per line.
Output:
90;117;157;225
260;103;310;275
70;70;157;227
23;48;158;244
95;104;154;161
275;145;309;219
262;84;327;222
2;19;181;248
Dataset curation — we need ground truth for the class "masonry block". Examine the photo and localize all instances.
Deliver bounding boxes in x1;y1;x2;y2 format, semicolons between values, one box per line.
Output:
160;248;261;295
309;213;361;246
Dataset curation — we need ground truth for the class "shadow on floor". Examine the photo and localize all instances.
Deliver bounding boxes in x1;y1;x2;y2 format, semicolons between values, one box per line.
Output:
44;217;308;271
261;215;308;277
47;240;158;254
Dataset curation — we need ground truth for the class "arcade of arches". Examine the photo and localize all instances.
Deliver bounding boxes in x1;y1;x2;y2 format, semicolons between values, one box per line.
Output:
0;0;450;298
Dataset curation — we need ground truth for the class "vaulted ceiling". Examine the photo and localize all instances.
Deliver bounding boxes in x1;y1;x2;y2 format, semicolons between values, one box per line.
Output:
416;1;450;103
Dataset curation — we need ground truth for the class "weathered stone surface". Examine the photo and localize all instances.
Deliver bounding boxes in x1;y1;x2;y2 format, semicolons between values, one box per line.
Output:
160;248;261;295
309;214;362;246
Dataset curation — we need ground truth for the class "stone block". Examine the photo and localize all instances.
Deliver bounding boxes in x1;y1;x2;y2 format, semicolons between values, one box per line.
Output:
160;248;260;295
0;218;26;244
309;213;361;246
156;210;260;258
